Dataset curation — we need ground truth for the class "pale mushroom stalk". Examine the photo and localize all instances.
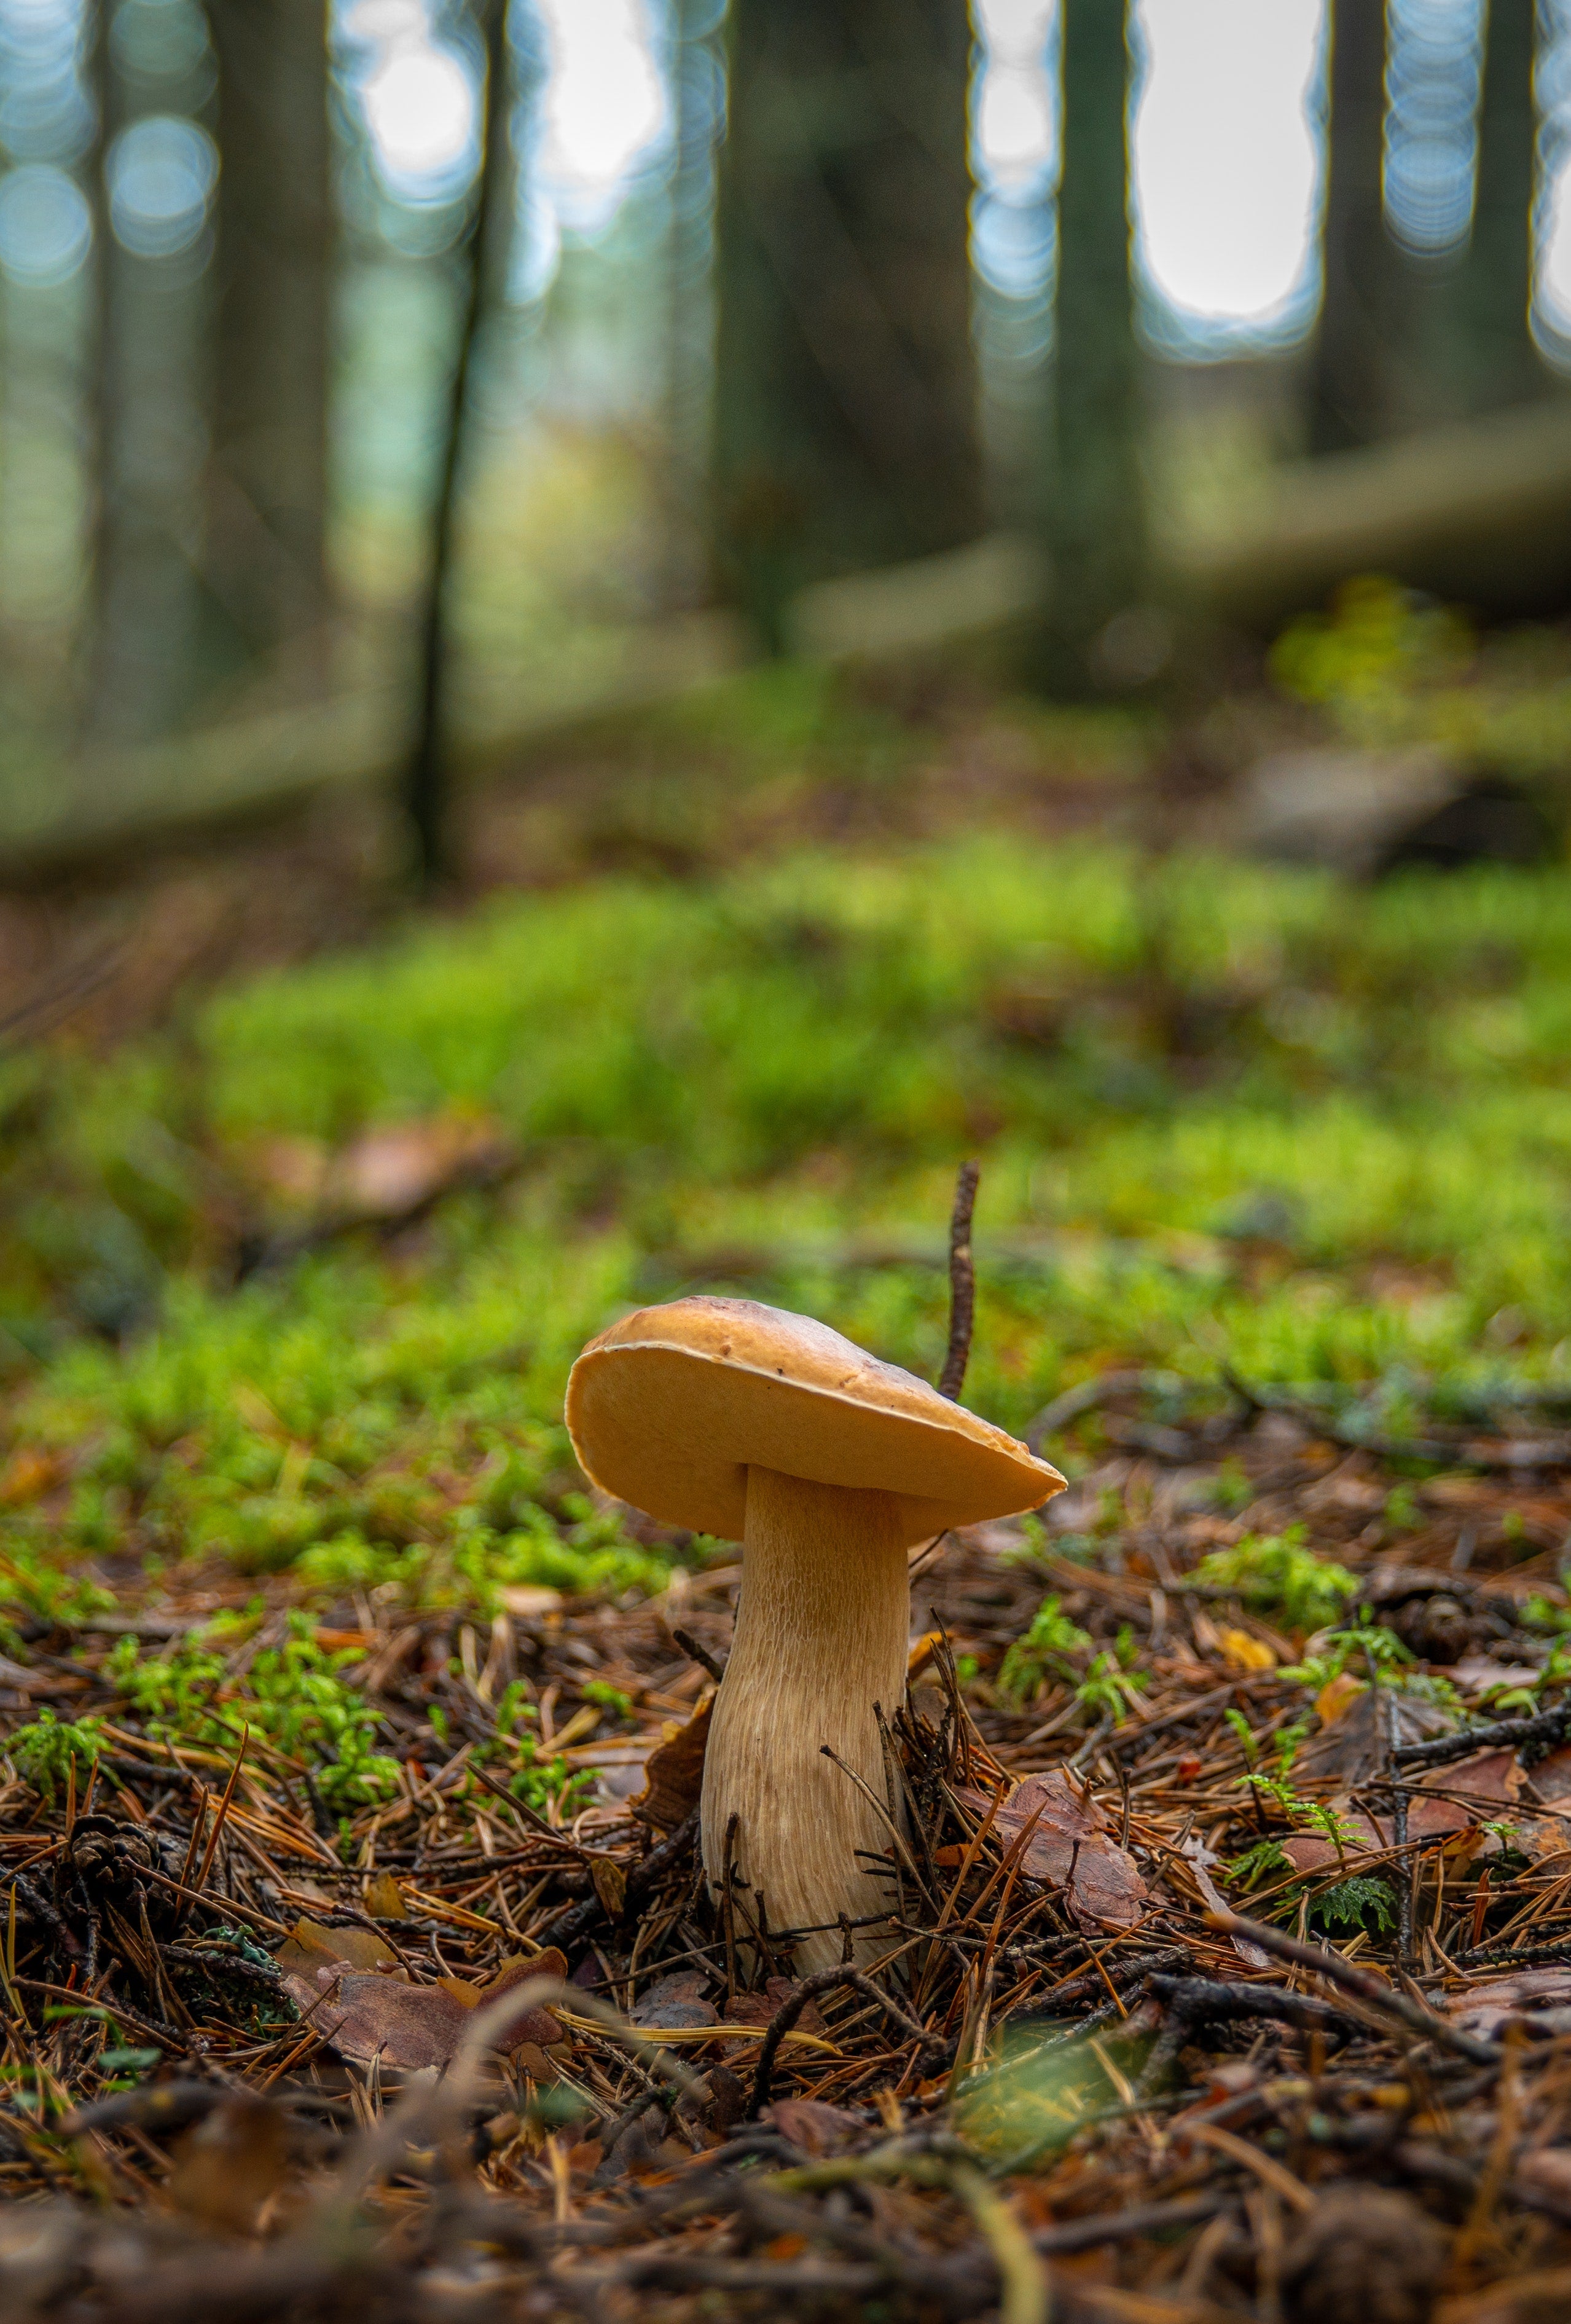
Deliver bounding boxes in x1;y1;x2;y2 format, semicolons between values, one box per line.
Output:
702;1468;907;1974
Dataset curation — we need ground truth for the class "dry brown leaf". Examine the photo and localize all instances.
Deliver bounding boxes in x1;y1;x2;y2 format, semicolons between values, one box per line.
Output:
0;1448;66;1507
1296;1686;1451;1783
1436;2264;1571;2324
1314;1671;1366;1728
766;2098;861;2154
472;1953;568;2049
631;1973;719;2030
1453;1655;1543;1695
1220;1627;1276;1673
725;1978;826;2034
1180;1837;1272;1966
246;1115;511;1222
1444;1967;1571;2035
278;1922;566;2068
1513;2149;1571;2205
955;1770;1146;1931
275;1916;399;1974
362;1871;408;1922
631;1696;712;1831
299;1970;470;2070
591;1858;628;1917
331;1116;509;1217
167;2096;289;2236
1529;1744;1571;1803
288;1965;566;2071
1281;1748;1524;1875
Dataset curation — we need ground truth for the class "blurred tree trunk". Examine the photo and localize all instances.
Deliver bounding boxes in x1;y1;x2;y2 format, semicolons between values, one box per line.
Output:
1035;0;1143;697
84;0;206;745
204;0;332;672
1453;0;1542;413
662;0;727;610
403;0;511;888
1309;0;1400;452
712;0;981;654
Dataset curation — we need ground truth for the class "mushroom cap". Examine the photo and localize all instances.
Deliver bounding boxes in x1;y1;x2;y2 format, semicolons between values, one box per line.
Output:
565;1295;1065;1545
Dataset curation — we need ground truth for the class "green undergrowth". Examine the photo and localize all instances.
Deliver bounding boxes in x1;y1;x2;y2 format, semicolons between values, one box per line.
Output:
7;827;1571;1622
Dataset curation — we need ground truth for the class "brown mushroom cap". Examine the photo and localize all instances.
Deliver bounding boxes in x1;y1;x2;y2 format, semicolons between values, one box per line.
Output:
565;1295;1065;1545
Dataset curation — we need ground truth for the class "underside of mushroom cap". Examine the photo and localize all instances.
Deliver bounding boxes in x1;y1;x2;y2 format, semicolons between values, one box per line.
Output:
565;1295;1065;1545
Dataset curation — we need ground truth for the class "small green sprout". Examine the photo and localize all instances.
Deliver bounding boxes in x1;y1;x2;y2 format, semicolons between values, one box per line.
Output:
581;1678;633;1722
7;1710;103;1803
997;1595;1093;1707
1072;1652;1145;1727
1188;1528;1357;1634
1311;1877;1397;1935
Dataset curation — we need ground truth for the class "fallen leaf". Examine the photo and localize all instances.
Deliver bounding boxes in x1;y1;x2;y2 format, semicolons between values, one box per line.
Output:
1314;1672;1366;1729
332;1116;512;1219
725;1979;826;2035
1296;1686;1451;1784
1280;1749;1524;1875
363;1872;408;1922
275;1916;399;1974
1453;1655;1543;1695
1514;2149;1571;2205
766;2098;861;2154
955;1770;1146;1932
1446;1968;1571;2036
591;1858;628;1917
167;2095;288;2236
1220;1628;1276;1674
1440;2263;1571;2324
495;1585;563;1621
0;1449;65;1507
631;1696;712;1832
631;1972;719;2030
277;1922;566;2069
289;1962;566;2073
471;1954;568;2049
297;1969;470;2070
1529;1745;1571;1804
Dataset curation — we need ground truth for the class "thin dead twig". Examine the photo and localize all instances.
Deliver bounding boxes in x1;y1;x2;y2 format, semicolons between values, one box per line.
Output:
750;1966;934;2113
938;1160;980;1402
1202;1907;1499;2065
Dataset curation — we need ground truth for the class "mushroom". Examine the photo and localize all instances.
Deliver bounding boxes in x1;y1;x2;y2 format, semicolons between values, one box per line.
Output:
565;1295;1064;1973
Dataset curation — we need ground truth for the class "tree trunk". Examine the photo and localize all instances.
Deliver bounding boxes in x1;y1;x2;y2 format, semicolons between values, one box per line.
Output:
204;0;332;672
663;0;728;611
1310;0;1403;454
84;0;208;745
1034;0;1144;697
403;0;511;888
712;0;981;654
1452;0;1542;414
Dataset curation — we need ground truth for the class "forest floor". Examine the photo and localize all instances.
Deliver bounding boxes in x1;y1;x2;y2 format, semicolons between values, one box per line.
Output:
6;610;1571;2320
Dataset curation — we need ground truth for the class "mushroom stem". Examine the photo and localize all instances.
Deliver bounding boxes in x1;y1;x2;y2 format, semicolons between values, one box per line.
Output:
701;1465;910;1976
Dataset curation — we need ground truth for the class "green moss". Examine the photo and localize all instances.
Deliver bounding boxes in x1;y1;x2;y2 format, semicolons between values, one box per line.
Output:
8;833;1571;1619
1188;1530;1358;1634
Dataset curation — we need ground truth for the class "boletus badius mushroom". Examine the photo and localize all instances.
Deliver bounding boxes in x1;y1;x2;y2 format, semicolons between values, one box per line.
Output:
565;1296;1064;1973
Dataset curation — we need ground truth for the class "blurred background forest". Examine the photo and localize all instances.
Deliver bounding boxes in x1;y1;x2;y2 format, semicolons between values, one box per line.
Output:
4;0;1571;882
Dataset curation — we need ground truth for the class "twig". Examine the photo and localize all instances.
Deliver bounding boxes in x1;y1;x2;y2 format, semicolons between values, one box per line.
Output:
193;1727;250;1896
1139;1974;1359;2094
671;1627;726;1686
938;1160;980;1400
750;1967;933;2113
1035;2191;1231;2251
1201;1909;1499;2065
1393;1703;1571;1771
768;2139;1049;2324
1022;1368;1173;1454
